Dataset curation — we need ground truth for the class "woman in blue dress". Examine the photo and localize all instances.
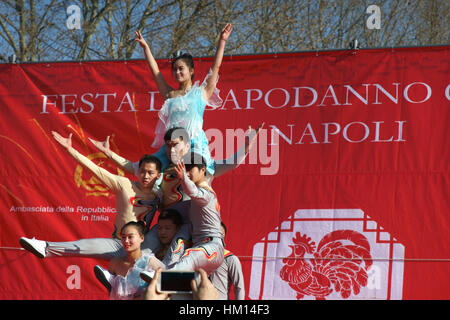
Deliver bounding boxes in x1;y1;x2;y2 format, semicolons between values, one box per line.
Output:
134;23;233;175
109;221;164;300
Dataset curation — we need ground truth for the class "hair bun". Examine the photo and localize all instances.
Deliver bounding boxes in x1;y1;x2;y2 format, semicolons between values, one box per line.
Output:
172;50;183;59
137;220;146;228
172;50;193;59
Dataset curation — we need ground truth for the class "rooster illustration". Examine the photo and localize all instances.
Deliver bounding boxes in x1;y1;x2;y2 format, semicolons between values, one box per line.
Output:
280;230;373;300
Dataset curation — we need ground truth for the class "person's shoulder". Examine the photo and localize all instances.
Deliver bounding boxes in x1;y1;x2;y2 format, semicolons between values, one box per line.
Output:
198;183;217;198
224;251;243;265
166;90;179;99
224;249;234;257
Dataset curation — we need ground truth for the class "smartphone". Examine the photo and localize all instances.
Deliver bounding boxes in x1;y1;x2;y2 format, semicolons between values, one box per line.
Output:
157;271;199;294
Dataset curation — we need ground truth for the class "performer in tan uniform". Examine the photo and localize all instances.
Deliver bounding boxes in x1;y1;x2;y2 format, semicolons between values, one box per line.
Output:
94;125;262;268
19;131;162;260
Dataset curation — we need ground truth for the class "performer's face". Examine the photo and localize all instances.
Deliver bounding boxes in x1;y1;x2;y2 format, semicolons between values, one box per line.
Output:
120;226;144;252
165;138;189;163
157;219;179;245
172;59;194;84
138;162;160;189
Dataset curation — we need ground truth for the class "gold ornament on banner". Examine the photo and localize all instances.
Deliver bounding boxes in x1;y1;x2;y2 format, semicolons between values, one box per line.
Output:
74;152;124;197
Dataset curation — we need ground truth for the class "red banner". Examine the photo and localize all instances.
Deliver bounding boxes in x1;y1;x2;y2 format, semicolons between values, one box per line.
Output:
0;46;448;300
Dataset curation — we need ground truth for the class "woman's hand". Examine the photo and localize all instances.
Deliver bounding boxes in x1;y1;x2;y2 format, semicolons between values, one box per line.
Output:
220;23;233;42
134;30;148;48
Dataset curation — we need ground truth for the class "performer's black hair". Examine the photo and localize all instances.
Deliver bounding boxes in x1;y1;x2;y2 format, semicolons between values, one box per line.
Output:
158;208;183;228
183;152;206;171
121;220;146;236
138;154;162;173
164;127;190;143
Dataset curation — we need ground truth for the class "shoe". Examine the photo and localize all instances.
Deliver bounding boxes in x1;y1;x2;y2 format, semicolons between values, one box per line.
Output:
140;270;155;283
94;265;112;292
19;237;47;258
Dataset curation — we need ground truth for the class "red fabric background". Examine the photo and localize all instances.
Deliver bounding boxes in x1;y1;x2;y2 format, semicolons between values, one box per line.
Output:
0;46;448;299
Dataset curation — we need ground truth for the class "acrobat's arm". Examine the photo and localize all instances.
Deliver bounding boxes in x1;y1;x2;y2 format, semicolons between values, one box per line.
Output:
174;161;212;207
88;136;136;174
52;131;122;191
203;24;232;101
134;30;172;99
213;122;264;178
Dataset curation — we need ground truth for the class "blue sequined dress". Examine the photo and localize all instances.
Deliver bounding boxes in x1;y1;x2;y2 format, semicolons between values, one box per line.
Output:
109;250;154;300
151;70;222;175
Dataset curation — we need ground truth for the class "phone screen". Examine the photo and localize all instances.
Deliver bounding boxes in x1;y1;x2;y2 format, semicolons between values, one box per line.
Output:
160;271;196;293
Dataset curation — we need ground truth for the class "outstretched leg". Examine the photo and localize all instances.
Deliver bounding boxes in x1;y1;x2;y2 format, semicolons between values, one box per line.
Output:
169;238;224;275
20;236;125;260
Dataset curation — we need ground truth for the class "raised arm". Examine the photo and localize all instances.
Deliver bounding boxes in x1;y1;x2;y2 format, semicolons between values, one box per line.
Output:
213;122;264;178
52;131;122;191
88;136;136;174
203;23;232;101
174;161;212;207
134;30;173;99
